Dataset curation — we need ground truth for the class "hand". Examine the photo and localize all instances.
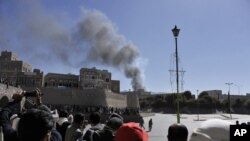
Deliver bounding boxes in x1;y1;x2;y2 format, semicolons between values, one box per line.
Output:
35;88;43;105
12;92;24;102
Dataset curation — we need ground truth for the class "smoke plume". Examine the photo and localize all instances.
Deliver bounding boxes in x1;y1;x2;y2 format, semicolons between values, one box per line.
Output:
75;9;143;90
0;1;144;90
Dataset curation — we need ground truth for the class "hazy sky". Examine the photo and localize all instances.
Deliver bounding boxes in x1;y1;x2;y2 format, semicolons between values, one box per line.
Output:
1;0;250;95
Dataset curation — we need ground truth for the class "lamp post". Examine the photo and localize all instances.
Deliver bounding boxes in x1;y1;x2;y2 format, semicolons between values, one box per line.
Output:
197;89;199;121
225;82;233;119
172;25;180;123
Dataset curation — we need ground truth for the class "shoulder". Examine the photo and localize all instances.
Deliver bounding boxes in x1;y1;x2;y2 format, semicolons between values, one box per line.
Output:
50;128;62;141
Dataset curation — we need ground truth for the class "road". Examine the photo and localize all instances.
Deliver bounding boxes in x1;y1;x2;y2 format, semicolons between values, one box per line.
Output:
142;113;250;141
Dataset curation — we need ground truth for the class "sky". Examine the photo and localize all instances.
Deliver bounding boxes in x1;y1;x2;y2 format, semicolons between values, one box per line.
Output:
0;0;250;95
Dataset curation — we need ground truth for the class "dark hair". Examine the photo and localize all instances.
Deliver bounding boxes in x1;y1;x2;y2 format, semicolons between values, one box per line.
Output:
89;112;101;125
59;110;69;118
109;113;123;121
18;109;54;141
73;112;85;124
106;117;123;130
168;123;188;141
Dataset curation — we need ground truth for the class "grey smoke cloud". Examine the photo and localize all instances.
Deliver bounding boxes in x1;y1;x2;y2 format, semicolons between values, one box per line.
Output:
76;9;144;90
0;1;144;90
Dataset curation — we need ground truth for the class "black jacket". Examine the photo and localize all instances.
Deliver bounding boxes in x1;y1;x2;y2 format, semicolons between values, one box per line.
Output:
93;126;115;141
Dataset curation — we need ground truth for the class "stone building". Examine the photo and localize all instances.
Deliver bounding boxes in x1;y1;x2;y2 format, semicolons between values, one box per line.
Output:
44;73;79;88
0;51;43;88
79;67;120;93
17;69;43;89
0;50;138;108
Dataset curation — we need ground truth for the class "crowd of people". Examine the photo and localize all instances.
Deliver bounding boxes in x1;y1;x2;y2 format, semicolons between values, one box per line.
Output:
50;104;140;117
0;88;236;141
0;89;149;141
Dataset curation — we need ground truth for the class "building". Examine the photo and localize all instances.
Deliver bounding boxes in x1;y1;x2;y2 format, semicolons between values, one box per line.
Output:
0;51;42;88
18;69;43;89
0;51;120;93
79;67;120;93
44;73;79;88
0;50;138;108
111;80;120;93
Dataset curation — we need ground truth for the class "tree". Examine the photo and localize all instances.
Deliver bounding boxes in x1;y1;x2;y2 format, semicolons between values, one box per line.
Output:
151;99;167;109
198;91;209;99
183;91;193;100
233;98;244;108
244;99;250;109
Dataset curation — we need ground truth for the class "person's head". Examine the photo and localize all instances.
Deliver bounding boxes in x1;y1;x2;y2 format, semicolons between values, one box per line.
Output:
167;123;188;141
58;110;69;118
17;109;54;141
73;112;85;127
106;117;123;131
89;112;101;126
115;122;148;141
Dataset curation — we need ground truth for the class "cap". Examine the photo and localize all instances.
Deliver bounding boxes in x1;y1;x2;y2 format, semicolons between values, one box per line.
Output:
115;122;148;141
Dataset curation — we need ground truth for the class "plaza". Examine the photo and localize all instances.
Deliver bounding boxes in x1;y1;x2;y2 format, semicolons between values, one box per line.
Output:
143;113;250;141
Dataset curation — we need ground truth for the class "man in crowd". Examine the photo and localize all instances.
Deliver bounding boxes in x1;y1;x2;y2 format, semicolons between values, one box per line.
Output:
167;123;188;141
93;117;123;141
115;122;148;141
64;112;85;141
56;110;70;141
83;112;104;141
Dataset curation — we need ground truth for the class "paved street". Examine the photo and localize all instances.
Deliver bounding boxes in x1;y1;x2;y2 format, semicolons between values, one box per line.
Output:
143;113;250;141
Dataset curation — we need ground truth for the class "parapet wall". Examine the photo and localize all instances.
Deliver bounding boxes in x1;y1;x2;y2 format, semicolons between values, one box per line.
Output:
0;84;139;108
41;88;133;108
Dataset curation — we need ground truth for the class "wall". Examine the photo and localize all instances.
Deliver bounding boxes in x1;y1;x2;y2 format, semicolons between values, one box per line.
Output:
41;88;133;108
0;84;139;109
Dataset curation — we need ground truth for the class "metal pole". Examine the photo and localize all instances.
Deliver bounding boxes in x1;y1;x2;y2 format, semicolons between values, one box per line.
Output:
225;82;233;119
175;37;180;123
197;89;199;121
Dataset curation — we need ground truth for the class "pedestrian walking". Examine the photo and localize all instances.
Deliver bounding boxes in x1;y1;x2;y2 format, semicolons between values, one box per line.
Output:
148;118;153;132
139;116;145;129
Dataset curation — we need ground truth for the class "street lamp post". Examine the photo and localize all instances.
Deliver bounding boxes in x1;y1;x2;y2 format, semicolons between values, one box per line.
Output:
197;89;199;121
225;82;233;119
172;25;180;123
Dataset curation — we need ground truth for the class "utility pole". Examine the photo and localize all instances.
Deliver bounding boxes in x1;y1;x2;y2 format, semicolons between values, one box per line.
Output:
169;69;186;91
197;89;199;121
225;82;233;119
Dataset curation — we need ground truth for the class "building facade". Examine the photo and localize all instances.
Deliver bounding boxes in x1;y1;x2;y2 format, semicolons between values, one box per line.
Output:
0;51;120;93
79;67;120;93
0;51;42;88
44;73;79;88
